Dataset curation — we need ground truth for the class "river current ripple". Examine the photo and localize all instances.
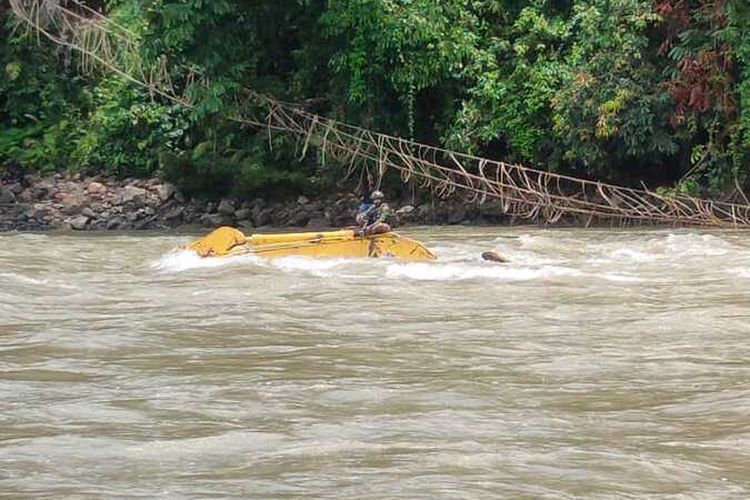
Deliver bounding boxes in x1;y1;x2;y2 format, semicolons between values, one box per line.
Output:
2;227;750;498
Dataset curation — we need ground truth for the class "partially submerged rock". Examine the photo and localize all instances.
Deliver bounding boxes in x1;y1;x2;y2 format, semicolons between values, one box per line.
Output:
481;251;509;263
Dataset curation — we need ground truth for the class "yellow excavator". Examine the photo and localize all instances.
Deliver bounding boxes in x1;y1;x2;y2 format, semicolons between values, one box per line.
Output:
184;226;437;262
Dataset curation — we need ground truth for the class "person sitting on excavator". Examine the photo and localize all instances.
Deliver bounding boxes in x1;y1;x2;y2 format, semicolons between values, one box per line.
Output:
355;190;392;236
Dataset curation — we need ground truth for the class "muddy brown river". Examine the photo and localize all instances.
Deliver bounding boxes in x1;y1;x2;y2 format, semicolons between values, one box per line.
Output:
2;227;750;498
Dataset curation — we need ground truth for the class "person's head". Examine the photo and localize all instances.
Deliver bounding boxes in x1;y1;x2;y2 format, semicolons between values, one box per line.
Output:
371;190;385;206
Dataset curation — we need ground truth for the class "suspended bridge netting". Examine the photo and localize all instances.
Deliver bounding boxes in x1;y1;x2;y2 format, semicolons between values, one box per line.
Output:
11;0;750;228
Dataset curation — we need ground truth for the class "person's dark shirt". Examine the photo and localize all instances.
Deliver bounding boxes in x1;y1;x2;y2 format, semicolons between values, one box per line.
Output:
364;204;391;225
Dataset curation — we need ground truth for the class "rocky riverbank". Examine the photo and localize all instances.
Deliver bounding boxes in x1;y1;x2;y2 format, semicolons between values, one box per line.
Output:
0;173;510;232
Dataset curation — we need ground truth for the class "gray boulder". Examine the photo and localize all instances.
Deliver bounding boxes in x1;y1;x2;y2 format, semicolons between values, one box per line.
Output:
288;210;310;227
252;207;271;227
69;215;89;230
0;187;16;204
217;199;235;215
200;213;225;227
306;216;329;229
122;185;146;205
164;205;184;220
157;183;176;202
448;205;467;225
60;192;87;215
238;220;254;231
87;181;106;196
234;208;251;220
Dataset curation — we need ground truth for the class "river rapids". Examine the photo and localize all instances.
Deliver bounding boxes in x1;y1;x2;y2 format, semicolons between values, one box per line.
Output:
2;227;750;498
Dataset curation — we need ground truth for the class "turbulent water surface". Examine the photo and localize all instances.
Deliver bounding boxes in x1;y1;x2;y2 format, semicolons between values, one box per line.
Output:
2;227;750;498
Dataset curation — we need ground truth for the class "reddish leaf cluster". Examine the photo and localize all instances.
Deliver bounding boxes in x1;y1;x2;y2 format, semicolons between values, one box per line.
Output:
655;0;690;55
655;0;735;124
669;48;735;123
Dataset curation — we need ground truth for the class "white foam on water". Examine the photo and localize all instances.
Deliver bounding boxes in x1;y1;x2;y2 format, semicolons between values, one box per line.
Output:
607;247;658;263
151;243;582;282
508;252;568;267
270;256;362;277
517;234;560;250
0;272;49;286
726;267;750;278
431;241;565;268
272;256;352;271
584;232;736;268
661;233;732;257
152;230;732;282
266;252;584;282
386;262;581;282
599;272;643;283
0;272;79;290
152;249;263;273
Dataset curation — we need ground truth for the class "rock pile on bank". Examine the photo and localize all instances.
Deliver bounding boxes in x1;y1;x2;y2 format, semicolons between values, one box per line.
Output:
0;173;508;231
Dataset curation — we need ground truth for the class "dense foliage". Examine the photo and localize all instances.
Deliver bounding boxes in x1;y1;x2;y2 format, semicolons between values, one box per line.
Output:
1;0;749;198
